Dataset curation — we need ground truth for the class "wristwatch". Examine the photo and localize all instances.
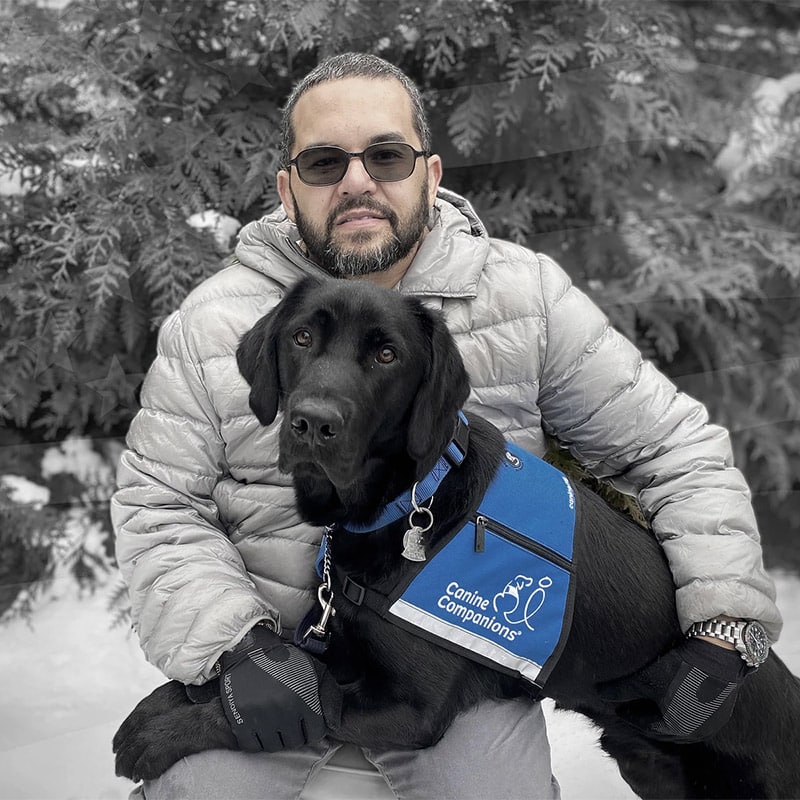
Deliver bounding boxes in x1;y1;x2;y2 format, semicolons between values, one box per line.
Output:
687;618;770;668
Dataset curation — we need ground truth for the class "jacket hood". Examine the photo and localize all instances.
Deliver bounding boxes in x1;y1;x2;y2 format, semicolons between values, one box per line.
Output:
233;187;491;299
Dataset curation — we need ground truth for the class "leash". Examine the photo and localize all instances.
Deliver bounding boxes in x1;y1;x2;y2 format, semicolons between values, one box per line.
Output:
294;526;337;655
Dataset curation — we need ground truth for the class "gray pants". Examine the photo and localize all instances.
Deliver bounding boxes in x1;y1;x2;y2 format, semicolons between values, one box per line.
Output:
138;696;560;800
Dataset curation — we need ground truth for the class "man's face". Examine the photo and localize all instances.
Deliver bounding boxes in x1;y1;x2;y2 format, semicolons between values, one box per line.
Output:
277;77;442;280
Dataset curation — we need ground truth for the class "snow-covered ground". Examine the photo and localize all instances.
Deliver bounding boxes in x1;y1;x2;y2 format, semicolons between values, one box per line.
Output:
1;568;798;800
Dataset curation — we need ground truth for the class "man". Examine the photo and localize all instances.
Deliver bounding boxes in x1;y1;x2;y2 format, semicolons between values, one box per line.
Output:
112;52;782;799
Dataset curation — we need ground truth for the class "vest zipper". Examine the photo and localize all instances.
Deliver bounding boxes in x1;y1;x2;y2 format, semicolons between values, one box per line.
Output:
474;514;572;572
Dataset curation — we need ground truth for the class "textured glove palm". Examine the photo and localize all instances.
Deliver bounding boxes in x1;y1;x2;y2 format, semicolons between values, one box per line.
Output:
598;637;752;743
218;625;327;752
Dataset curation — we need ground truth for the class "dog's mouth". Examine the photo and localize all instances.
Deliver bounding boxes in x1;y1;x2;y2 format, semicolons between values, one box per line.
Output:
278;431;364;490
295;455;361;490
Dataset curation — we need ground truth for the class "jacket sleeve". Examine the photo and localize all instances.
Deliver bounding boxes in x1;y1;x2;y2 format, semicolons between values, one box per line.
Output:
533;253;782;643
111;309;277;684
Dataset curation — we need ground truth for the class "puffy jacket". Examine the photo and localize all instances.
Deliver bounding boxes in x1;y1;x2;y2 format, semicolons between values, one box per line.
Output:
112;188;781;683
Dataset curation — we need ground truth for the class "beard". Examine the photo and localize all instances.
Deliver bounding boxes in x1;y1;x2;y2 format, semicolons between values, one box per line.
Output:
292;182;430;278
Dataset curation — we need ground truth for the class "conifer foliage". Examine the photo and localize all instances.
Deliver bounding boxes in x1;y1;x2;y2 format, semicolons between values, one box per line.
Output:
1;1;799;601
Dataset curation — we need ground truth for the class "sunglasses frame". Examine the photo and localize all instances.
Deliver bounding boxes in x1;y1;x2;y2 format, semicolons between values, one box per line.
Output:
287;142;430;186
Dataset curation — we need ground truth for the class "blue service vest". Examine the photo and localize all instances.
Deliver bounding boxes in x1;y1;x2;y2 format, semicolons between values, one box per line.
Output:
339;443;577;689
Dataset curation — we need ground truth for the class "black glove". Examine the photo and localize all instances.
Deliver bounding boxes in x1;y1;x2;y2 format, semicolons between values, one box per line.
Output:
597;637;752;743
217;625;327;752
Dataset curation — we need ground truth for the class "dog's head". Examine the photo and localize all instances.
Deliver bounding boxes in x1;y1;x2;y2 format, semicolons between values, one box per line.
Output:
237;277;470;524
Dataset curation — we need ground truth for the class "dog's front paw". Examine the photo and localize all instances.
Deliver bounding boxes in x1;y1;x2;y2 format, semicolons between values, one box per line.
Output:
113;681;236;781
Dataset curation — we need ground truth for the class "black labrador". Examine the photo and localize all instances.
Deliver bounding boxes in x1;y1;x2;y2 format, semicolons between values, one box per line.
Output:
114;277;800;799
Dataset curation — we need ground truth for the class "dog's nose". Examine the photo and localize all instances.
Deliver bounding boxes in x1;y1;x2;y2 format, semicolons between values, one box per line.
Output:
289;399;344;443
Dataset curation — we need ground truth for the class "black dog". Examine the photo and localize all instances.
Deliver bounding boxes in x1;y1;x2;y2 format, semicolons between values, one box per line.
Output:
114;277;800;798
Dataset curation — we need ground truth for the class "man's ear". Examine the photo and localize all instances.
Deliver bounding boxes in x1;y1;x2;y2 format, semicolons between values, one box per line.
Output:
406;302;471;479
277;169;296;222
426;154;443;207
236;313;281;426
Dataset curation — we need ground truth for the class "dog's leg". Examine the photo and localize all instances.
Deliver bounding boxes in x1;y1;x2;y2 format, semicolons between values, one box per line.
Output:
113;680;237;782
595;718;704;799
702;653;800;798
320;671;465;750
556;482;800;800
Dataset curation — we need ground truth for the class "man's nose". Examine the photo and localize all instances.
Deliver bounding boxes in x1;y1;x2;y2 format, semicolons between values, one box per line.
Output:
338;155;376;194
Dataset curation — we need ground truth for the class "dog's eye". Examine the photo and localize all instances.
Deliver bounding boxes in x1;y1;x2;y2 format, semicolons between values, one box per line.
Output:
376;346;396;364
293;329;312;347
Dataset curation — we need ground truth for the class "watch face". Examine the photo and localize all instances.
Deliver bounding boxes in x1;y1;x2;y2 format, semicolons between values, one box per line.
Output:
743;622;770;665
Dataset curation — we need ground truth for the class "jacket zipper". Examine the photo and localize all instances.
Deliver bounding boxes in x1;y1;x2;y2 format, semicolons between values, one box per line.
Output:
474;514;573;572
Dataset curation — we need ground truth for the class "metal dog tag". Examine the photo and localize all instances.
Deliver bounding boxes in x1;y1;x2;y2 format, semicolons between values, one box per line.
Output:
402;526;427;562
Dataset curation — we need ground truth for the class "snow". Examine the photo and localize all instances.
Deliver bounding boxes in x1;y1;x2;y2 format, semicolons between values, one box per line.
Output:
0;475;50;508
714;71;800;204
2;434;799;798
185;210;242;251
39;438;118;488
0;566;798;800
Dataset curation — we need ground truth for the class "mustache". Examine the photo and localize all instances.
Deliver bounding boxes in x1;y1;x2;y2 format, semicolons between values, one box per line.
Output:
326;197;398;232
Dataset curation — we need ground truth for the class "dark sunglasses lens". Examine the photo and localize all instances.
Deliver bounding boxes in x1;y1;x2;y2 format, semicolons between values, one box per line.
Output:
296;148;349;185
363;143;416;181
297;147;348;186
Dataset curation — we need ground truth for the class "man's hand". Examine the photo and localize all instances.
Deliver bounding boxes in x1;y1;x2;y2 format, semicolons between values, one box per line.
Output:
218;625;328;752
113;627;329;782
598;637;752;742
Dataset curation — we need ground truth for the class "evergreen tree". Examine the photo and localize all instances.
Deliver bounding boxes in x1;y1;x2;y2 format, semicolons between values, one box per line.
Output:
1;0;798;612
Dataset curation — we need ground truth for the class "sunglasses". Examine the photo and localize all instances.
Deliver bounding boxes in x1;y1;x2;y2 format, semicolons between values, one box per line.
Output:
287;142;430;186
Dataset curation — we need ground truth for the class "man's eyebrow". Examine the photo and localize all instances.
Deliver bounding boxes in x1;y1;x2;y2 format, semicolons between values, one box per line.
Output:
368;132;410;145
301;132;412;150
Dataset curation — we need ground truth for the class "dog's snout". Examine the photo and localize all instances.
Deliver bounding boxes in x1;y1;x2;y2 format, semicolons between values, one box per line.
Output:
289;399;344;444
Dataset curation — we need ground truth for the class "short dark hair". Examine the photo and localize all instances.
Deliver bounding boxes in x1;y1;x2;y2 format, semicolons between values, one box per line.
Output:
279;52;431;167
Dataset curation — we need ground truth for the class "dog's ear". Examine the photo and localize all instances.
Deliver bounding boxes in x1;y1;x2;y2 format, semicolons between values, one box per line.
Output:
406;303;471;478
236;278;322;426
236;310;282;425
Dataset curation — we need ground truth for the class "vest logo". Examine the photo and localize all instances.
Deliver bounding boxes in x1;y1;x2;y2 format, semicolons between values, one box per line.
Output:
493;574;552;631
437;570;553;644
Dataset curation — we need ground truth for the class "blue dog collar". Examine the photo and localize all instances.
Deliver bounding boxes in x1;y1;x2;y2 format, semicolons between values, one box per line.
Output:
343;411;469;533
315;412;469;576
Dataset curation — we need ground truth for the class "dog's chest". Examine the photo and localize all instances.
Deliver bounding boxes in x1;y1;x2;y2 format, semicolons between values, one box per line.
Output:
328;444;578;689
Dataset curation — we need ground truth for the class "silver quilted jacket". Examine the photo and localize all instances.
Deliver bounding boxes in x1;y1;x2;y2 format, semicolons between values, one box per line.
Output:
112;189;781;683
